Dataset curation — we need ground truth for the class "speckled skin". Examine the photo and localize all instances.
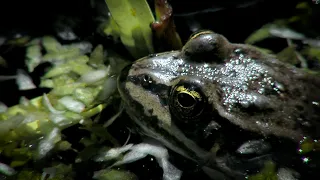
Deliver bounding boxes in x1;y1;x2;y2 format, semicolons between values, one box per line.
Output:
118;31;320;179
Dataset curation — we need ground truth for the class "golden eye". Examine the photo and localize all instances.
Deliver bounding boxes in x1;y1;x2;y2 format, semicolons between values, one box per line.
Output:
175;85;202;107
177;92;197;108
170;83;206;121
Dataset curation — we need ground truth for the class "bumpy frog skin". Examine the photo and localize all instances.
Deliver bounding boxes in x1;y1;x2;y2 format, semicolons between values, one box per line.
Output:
118;31;320;179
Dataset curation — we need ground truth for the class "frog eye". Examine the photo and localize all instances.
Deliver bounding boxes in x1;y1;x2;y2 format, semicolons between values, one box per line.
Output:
188;30;214;41
170;83;206;121
182;30;229;63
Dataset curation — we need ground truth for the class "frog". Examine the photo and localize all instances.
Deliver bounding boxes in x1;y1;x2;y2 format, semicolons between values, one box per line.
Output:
117;30;320;179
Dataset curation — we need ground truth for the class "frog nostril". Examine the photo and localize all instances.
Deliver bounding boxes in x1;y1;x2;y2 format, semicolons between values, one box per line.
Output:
142;74;151;82
140;74;154;88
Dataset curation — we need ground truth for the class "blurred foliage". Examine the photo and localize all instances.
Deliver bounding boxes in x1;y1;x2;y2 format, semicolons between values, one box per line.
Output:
245;2;320;70
103;0;155;59
151;0;183;52
247;161;278;180
93;169;138;180
0;35;130;179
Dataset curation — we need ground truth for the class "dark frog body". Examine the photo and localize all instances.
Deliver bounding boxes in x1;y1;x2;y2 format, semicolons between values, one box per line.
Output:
118;31;320;179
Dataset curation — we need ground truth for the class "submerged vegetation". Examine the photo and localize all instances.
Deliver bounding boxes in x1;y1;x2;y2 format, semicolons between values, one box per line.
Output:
0;0;319;179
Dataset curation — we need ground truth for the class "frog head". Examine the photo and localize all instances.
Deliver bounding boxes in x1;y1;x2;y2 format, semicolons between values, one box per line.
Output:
118;30;320;178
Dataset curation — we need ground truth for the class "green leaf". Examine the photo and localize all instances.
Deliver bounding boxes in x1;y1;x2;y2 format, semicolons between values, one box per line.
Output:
302;47;320;59
276;46;300;65
245;24;273;44
42;36;62;53
104;0;155;59
245;20;288;44
89;44;105;67
0;56;7;68
25;45;42;72
93;169;138;180
248;161;278;180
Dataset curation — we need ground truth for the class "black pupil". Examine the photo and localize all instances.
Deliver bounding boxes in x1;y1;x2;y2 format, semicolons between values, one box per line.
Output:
177;92;196;107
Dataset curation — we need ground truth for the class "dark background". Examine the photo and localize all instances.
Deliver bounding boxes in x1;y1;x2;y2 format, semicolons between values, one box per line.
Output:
0;1;319;179
0;0;316;42
1;0;316;106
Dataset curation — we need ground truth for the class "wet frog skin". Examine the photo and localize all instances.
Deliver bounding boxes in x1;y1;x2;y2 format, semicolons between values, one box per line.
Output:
118;31;320;179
